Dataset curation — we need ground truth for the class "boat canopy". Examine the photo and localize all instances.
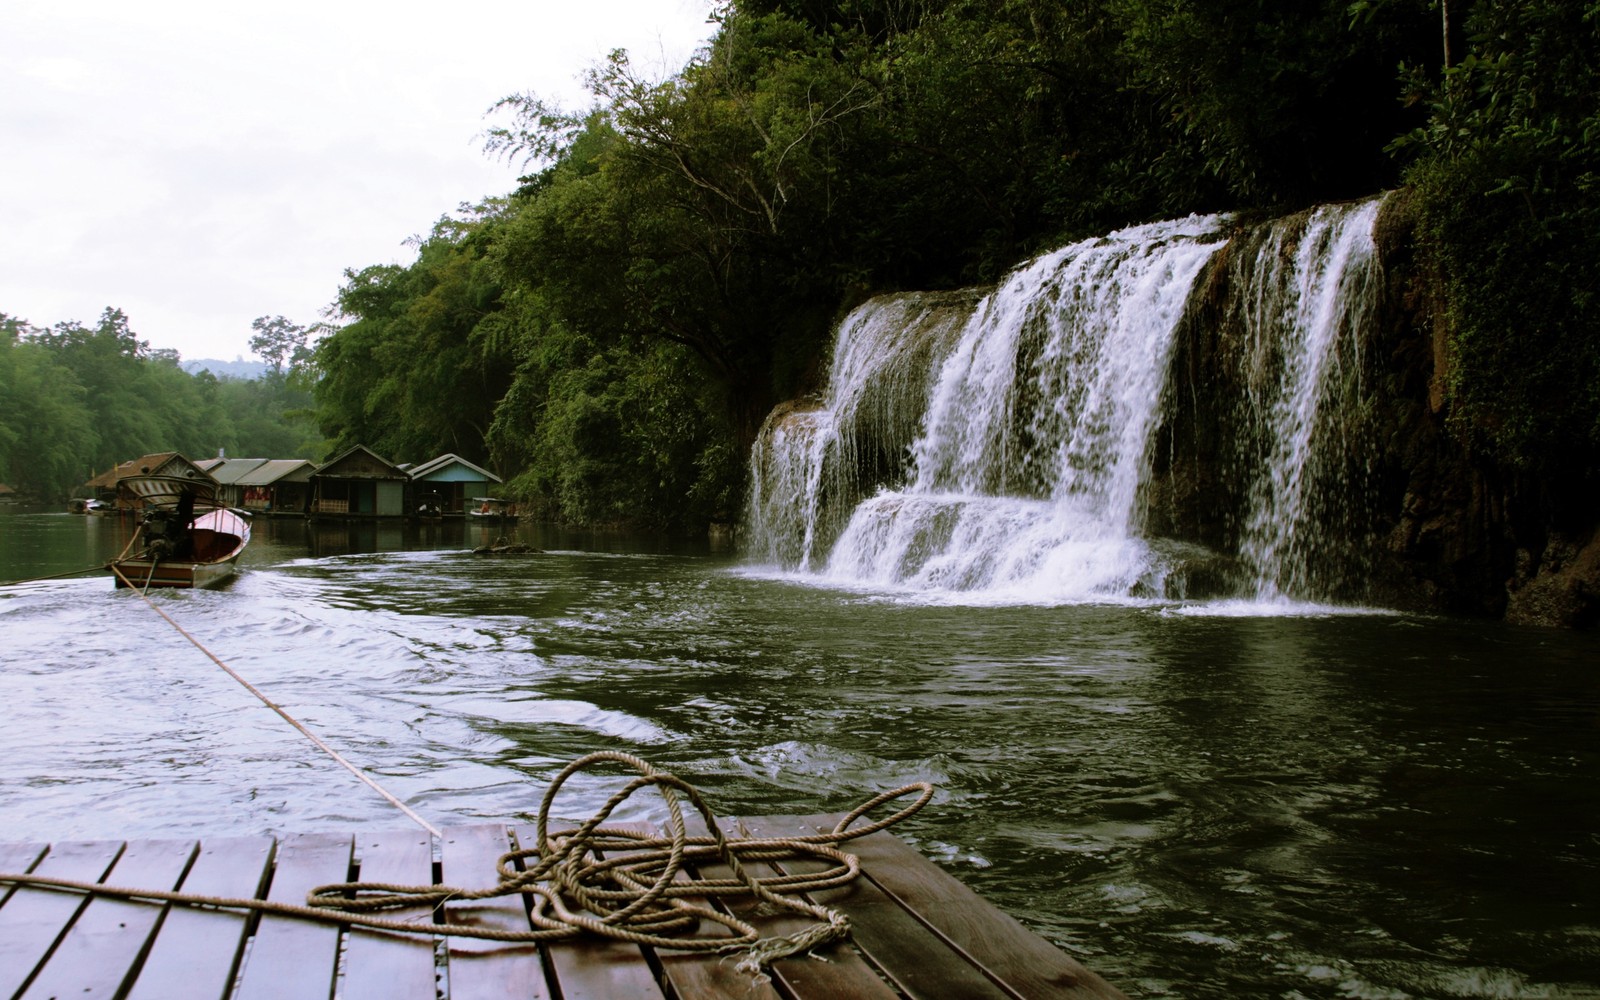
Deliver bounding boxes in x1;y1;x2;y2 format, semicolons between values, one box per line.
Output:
117;475;222;510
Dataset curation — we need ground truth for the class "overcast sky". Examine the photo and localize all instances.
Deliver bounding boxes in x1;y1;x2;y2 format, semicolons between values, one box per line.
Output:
1;0;715;362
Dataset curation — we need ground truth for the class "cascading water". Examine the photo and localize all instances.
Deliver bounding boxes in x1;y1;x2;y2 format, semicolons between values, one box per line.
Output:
745;199;1388;606
824;216;1227;600
1233;200;1383;599
745;291;976;570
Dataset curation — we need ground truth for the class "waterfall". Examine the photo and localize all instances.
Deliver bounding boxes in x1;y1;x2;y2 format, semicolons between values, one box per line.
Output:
745;199;1387;605
744;292;976;570
1233;200;1384;599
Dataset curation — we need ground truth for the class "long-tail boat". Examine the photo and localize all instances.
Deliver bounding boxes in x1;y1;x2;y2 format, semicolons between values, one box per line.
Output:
108;476;251;589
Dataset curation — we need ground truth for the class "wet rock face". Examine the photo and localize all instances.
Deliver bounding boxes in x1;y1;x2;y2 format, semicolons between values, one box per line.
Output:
1358;197;1599;628
1143;194;1599;627
1506;531;1600;629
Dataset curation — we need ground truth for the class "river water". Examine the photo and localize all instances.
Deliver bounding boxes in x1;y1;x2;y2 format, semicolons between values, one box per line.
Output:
1;510;1597;998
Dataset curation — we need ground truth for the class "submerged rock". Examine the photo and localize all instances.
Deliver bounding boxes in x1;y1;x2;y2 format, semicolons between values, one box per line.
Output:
471;539;541;556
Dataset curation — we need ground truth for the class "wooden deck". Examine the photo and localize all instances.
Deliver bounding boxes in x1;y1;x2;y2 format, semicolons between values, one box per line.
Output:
0;814;1128;1000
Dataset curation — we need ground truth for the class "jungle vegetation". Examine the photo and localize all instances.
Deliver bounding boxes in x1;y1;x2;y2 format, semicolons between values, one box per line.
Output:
312;0;1596;531
0;310;321;499
4;0;1594;521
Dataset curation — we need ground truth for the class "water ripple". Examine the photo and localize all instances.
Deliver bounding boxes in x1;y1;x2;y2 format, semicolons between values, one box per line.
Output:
0;531;1595;999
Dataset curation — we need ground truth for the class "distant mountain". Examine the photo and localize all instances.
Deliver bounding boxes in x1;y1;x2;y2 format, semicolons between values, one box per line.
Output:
182;357;269;379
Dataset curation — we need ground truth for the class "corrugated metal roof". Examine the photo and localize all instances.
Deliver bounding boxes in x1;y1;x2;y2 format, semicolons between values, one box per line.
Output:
236;459;318;486
312;444;410;480
408;452;502;483
83;453;207;489
205;458;273;485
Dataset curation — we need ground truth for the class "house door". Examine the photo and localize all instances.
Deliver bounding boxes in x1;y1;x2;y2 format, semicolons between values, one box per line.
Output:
376;481;403;517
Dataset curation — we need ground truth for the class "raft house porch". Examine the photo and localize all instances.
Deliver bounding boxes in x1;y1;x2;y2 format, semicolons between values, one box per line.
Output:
193;456;317;516
237;458;316;515
403;452;503;517
308;445;410;518
1;812;1127;1000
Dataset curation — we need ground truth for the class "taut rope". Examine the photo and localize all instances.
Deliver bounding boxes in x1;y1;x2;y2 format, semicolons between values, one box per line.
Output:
0;752;935;972
0;564;106;587
107;562;443;838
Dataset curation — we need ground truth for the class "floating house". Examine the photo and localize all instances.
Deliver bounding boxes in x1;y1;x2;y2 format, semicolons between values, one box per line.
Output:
237;459;317;515
195;457;272;509
79;447;504;521
196;456;319;515
310;445;409;517
405;453;503;517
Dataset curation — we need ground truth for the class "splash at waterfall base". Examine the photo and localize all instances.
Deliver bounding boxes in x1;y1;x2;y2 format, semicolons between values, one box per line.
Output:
745;194;1599;627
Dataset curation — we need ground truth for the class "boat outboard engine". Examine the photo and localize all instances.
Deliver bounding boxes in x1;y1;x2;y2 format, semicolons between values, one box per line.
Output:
140;488;197;560
140;509;183;560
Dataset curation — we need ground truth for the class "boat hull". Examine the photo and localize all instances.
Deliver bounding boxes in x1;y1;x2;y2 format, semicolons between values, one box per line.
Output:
110;556;240;590
108;506;251;590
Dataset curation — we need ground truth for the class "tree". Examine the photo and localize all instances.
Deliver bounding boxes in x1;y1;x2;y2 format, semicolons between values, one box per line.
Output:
2;305;320;497
0;337;98;497
310;0;1497;531
1397;0;1600;470
0;312;32;344
489;20;890;437
249;315;311;375
314;203;517;465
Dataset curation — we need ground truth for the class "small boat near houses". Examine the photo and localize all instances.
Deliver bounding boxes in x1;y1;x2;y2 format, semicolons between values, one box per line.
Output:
107;476;251;589
414;489;445;522
469;496;519;521
67;497;111;515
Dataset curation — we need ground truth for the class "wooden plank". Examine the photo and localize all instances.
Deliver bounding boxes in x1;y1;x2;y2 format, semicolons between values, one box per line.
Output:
125;836;275;1000
711;817;902;1000
233;832;352;1000
737;816;1015;1000
654;815;786;1000
848;823;1128;1000
0;814;1128;1000
341;829;438;1000
20;838;198;1000
0;839;125;997
0;841;49;905
512;822;667;1000
756;815;1128;1000
439;823;551;1000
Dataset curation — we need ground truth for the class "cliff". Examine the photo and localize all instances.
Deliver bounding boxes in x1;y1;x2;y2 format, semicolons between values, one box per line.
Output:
1147;192;1599;627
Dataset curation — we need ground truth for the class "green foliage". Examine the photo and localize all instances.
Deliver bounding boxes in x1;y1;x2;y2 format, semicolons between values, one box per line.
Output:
0;308;319;499
489;331;738;530
1401;0;1600;470
249;315;314;375
0;334;96;497
214;373;322;459
315;202;517;466
311;0;1594;528
1109;0;1435;209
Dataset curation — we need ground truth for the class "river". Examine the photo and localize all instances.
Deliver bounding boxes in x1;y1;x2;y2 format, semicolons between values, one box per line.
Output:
1;510;1597;998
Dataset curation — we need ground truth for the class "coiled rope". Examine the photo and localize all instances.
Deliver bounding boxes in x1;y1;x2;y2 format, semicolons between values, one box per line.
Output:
19;554;936;968
0;751;934;972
